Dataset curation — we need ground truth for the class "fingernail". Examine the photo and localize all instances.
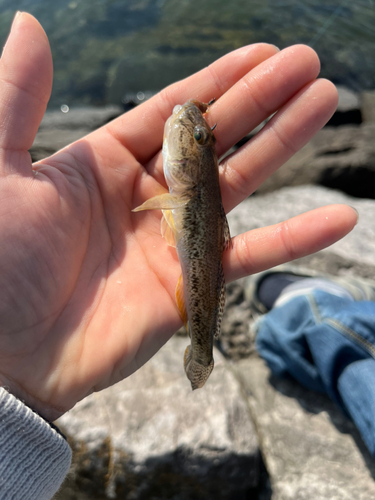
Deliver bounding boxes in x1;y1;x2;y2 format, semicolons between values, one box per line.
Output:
11;11;23;30
350;206;359;225
2;12;22;58
270;44;280;52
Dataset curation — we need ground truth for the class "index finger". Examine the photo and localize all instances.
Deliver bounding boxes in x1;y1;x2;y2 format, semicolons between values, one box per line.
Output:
105;43;279;164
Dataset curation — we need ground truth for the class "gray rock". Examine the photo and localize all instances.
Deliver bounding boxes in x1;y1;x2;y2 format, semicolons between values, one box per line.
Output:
234;356;375;500
30;129;91;162
336;86;360;113
227;185;375;268
326;86;361;126
256;124;375;198
55;336;259;499
219;282;255;360
293;251;375;283
314;124;375;198
31;106;123;161
361;91;375;123
227;185;375;498
39;106;122;131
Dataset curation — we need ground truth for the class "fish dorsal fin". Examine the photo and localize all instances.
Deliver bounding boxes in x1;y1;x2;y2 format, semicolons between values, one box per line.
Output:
220;203;232;251
161;210;176;248
214;263;226;340
175;274;189;333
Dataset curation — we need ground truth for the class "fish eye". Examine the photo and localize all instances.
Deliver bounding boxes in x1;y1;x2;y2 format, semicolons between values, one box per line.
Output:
193;126;209;145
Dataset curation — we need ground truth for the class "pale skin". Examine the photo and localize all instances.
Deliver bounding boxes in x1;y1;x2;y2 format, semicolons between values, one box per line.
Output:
0;12;357;421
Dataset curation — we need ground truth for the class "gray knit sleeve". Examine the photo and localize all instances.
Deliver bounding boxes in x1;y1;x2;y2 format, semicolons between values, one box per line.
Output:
0;387;72;500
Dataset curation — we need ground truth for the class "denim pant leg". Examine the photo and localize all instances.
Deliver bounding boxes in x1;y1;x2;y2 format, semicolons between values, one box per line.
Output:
255;290;375;456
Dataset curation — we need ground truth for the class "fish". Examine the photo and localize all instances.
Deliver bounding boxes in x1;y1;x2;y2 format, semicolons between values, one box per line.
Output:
133;99;231;389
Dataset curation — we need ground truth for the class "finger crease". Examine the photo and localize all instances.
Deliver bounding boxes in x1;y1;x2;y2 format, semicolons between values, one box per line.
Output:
278;220;298;261
241;74;271;118
0;76;49;107
270;122;298;156
221;158;253;202
233;234;255;278
206;62;226;95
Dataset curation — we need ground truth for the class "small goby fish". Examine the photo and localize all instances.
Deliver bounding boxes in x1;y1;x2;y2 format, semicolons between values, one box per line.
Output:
133;99;231;389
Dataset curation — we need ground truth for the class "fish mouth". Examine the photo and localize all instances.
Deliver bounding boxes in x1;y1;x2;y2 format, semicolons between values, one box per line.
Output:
171;100;209;121
164;100;208;143
163;115;173;144
163;104;186;142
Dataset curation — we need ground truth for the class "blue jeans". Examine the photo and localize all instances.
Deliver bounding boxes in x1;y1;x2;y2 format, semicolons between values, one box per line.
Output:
255;290;375;456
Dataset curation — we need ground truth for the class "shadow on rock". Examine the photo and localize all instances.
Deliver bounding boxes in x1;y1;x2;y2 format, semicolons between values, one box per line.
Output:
269;373;375;480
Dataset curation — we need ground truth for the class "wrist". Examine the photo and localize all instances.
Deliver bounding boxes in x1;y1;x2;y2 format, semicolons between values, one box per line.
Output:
0;376;64;422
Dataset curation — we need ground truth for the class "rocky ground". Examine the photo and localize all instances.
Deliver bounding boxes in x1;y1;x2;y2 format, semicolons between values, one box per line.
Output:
36;88;375;499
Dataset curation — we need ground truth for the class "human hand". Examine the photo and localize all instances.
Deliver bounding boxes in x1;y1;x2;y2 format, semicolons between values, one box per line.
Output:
0;12;357;420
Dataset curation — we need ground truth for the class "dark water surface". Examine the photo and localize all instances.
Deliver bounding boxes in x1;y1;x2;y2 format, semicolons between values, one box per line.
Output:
1;0;374;108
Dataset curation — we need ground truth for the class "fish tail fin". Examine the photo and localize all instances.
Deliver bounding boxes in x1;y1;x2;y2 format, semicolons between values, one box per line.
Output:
184;345;214;390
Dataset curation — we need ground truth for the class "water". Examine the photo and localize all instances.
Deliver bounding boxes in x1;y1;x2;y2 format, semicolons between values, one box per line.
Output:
1;0;374;109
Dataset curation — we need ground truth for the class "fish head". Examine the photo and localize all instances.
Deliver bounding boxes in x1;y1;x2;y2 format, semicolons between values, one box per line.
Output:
163;100;216;191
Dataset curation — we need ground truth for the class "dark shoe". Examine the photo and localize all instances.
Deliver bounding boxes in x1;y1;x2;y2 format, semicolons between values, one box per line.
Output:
245;264;375;314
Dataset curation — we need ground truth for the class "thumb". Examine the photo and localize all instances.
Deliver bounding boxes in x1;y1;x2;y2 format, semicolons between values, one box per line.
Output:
0;12;52;164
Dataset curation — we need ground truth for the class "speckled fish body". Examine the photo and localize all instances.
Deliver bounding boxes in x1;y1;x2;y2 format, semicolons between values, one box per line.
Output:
133;100;231;389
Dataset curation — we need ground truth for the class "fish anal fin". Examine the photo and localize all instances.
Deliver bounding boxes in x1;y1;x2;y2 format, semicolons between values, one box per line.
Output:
161;209;176;247
175;274;188;332
214;264;226;340
133;193;186;212
220;203;232;250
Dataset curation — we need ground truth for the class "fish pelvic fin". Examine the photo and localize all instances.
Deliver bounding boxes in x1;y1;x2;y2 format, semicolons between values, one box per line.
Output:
176;274;188;331
161;209;176;247
132;193;187;212
184;345;214;390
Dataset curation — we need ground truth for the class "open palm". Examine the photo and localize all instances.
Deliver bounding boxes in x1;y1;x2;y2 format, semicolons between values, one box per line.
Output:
0;13;357;421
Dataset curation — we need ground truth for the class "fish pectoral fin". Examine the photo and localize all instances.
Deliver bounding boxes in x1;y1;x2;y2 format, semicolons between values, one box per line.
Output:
175;274;188;332
132;193;186;212
161;210;176;247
